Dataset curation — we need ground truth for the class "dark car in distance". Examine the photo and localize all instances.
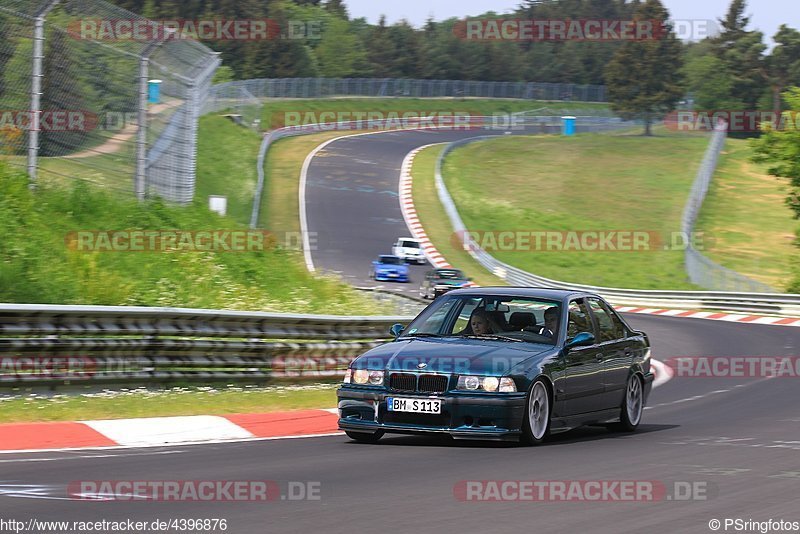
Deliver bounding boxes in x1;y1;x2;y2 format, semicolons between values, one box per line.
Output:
419;268;471;299
338;288;654;445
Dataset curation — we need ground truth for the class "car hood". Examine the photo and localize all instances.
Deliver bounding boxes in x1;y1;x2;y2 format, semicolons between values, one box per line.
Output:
375;263;408;272
434;279;468;286
356;338;555;376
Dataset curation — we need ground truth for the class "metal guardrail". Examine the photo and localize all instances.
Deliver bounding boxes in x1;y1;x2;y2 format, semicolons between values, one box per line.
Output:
433;137;800;316
0;304;412;387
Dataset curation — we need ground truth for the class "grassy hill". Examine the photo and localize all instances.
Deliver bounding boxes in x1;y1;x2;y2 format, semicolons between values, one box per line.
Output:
0;164;383;313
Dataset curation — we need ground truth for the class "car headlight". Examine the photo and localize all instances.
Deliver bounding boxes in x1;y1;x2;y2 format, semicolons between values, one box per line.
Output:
457;376;517;392
351;369;384;386
369;370;384;385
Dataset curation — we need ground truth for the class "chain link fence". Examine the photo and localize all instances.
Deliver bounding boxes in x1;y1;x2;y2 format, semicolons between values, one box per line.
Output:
204;78;608;107
681;123;776;292
0;0;219;203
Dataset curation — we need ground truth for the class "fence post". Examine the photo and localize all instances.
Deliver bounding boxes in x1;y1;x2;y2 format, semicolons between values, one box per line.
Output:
27;0;60;188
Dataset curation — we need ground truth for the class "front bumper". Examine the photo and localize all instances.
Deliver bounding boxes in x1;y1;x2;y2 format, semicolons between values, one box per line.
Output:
337;387;526;441
375;272;409;282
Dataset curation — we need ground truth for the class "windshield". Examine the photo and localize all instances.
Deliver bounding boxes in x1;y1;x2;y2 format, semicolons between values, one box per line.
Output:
403;295;561;345
379;256;403;265
400;240;421;248
436;270;465;280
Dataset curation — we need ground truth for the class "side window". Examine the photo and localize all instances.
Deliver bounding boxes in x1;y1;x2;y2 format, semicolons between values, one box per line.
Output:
587;298;618;342
566;299;592;339
599;300;628;339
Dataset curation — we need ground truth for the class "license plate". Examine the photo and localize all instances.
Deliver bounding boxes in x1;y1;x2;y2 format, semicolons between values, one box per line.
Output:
387;397;442;414
388;273;399;278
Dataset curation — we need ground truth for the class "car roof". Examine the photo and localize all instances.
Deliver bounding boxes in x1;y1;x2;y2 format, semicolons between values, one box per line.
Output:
442;286;601;301
397;237;419;242
432;268;464;274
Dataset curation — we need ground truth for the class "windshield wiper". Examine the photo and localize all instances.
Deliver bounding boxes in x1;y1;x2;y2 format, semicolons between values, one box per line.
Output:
462;334;523;343
403;333;443;338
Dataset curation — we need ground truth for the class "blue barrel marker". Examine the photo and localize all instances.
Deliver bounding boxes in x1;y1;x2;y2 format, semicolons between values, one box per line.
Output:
562;116;576;136
147;79;163;104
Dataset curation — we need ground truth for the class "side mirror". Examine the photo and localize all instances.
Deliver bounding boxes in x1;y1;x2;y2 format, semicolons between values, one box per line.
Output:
565;332;595;350
390;323;405;338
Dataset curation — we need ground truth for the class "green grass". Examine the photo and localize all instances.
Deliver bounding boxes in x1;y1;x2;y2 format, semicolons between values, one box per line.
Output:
438;129;713;289
410;144;507;287
0;385;338;423
695;138;799;290
261;98;610;130
0;163;386;314
196;115;264;225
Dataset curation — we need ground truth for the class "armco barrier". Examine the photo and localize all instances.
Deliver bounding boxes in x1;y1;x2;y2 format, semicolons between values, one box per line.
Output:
0;304;412;387
432;137;800;315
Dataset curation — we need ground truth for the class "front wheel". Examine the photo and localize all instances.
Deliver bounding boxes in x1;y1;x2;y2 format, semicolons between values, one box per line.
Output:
345;430;384;443
609;374;643;432
521;379;551;445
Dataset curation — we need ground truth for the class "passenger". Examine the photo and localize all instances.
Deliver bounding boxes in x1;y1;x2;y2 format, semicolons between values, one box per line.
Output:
540;307;560;338
467;309;500;335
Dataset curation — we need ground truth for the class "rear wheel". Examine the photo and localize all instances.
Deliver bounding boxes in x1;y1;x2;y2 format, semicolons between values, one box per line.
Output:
521;379;551;445
345;430;384;443
610;374;643;432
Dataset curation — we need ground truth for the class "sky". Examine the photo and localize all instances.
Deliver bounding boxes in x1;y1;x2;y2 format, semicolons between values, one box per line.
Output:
345;0;794;44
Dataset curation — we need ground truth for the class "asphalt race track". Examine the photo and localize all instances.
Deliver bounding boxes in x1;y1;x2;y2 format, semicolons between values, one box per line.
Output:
2;316;799;533
3;129;798;533
303;127;532;297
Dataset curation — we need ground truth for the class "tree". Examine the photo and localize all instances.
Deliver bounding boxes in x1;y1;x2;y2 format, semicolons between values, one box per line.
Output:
40;29;90;157
324;0;348;19
0;13;15;100
752;87;800;216
762;26;800;116
711;0;766;110
751;87;800;290
682;41;743;110
316;18;368;77
604;0;684;135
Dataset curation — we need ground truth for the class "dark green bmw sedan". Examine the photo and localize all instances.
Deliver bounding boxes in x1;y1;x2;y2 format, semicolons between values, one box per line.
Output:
338;287;654;445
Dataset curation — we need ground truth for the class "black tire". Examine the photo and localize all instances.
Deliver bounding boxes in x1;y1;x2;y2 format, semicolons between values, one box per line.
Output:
521;379;551;445
609;374;643;433
345;430;384;443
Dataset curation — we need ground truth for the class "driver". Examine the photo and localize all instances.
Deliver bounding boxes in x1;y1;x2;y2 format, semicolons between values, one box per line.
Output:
467;309;500;335
540;307;560;338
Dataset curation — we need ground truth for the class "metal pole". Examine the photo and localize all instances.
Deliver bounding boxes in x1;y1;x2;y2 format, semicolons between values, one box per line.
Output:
135;34;173;201
27;1;60;188
135;54;149;201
